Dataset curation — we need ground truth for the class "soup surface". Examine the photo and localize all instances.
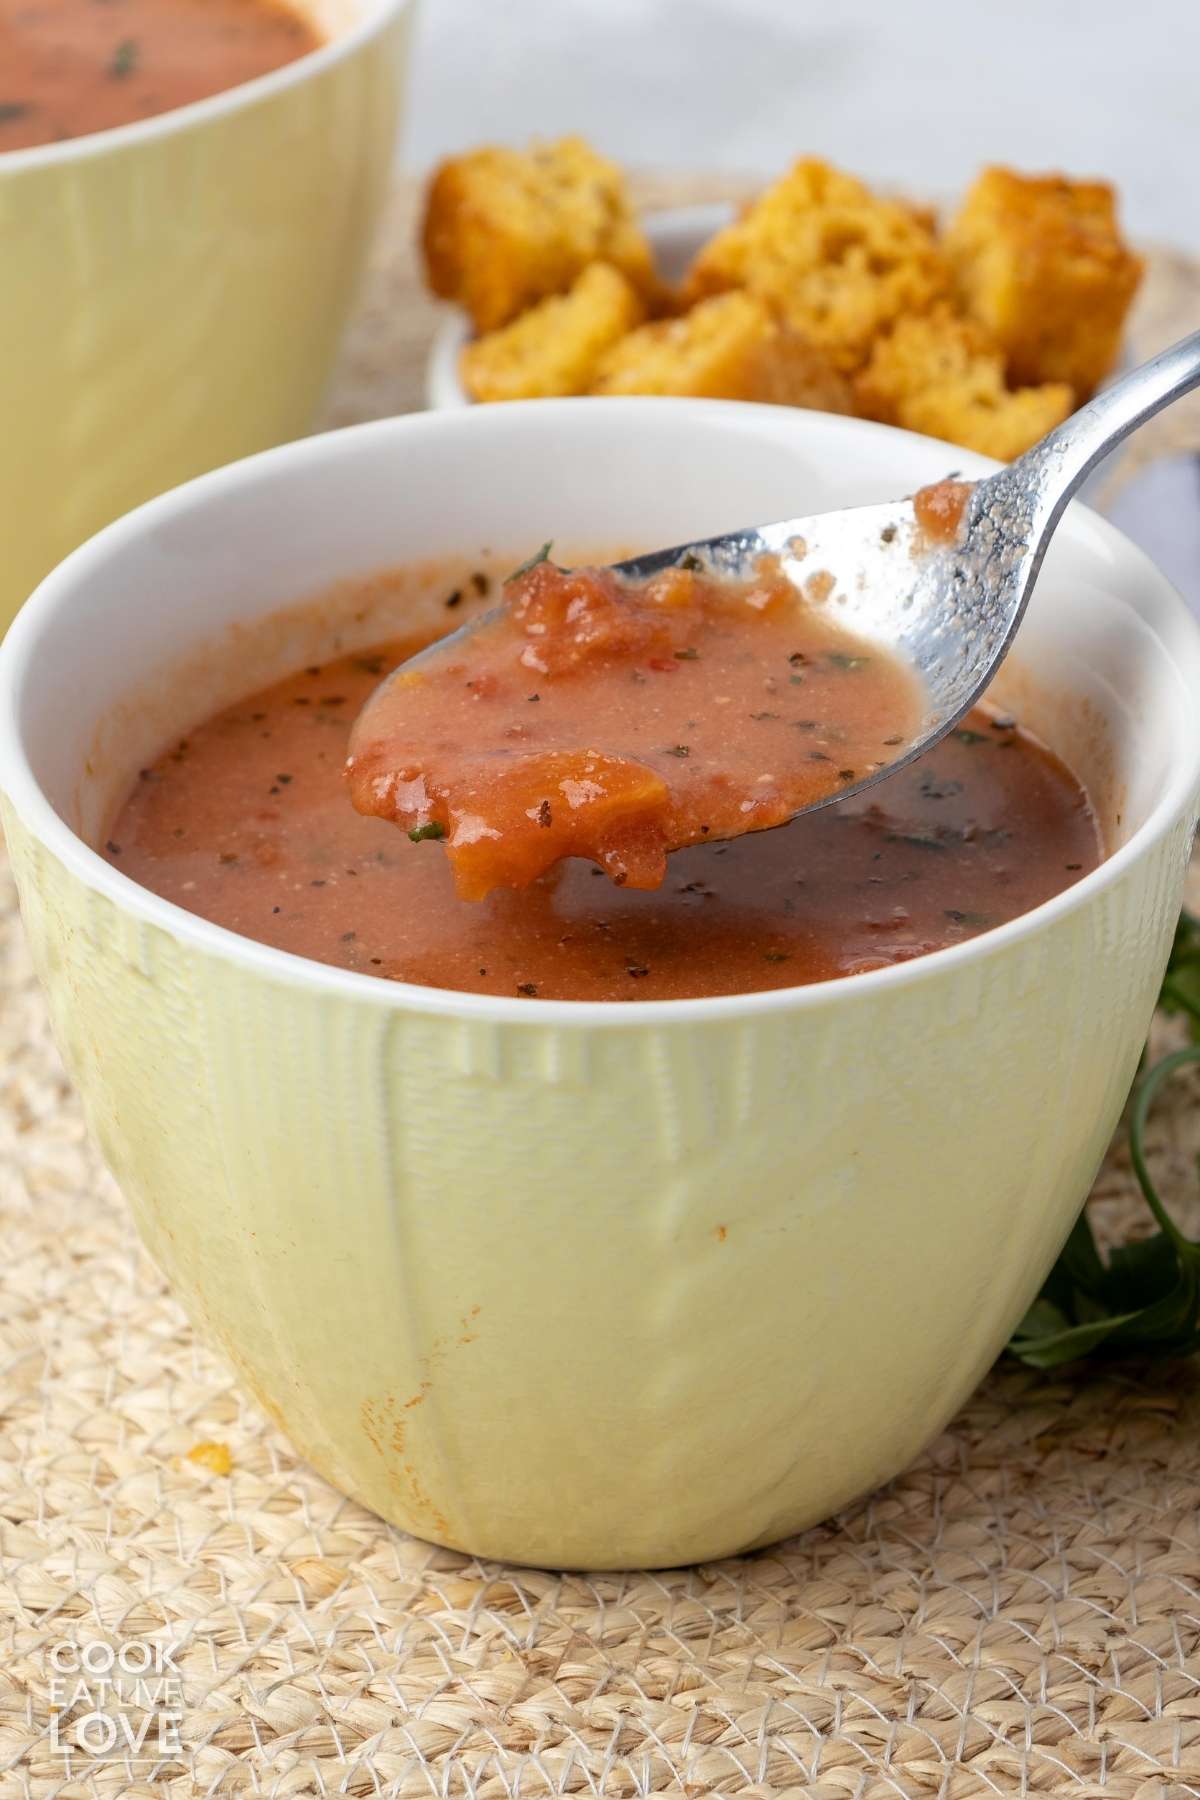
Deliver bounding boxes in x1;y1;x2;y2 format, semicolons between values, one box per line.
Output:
0;0;321;151
105;609;1102;1003
349;555;925;900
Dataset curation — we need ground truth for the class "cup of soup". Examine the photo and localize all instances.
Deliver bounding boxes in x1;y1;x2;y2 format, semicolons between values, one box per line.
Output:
1;401;1197;1570
0;0;413;634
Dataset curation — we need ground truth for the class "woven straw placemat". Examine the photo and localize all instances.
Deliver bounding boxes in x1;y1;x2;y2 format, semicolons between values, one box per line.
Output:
2;177;1199;1799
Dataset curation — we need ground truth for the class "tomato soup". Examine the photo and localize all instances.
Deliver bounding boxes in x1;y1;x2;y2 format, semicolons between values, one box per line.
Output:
104;592;1102;1003
348;556;926;899
0;0;321;151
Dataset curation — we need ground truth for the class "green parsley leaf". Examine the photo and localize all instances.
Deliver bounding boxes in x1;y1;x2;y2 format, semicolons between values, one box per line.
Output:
506;542;554;581
1009;1035;1200;1368
1159;907;1200;1039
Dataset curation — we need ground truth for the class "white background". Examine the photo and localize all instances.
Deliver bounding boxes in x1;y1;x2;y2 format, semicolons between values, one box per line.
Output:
404;0;1199;250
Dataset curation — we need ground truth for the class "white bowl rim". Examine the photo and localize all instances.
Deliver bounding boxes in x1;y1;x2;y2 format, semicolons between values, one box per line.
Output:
2;397;1198;1031
0;0;412;177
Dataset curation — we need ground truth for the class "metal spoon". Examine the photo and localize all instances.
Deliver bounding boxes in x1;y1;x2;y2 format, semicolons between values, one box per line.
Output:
387;329;1200;823
612;328;1200;811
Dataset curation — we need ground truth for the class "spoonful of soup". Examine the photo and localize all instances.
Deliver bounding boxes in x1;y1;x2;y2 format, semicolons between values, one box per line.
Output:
347;331;1200;901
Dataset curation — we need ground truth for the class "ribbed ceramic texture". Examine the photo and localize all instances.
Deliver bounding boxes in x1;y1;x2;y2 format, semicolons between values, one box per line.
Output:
4;799;1193;1569
0;6;410;632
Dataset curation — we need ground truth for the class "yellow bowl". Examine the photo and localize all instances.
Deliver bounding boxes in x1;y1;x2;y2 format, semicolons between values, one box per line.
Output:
0;0;413;635
2;400;1198;1569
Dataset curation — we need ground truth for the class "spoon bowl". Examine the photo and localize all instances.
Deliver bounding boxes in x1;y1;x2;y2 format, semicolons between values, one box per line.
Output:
622;329;1200;810
392;331;1200;839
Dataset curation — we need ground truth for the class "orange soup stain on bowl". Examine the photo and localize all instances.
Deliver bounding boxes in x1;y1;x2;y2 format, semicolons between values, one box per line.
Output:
0;0;322;151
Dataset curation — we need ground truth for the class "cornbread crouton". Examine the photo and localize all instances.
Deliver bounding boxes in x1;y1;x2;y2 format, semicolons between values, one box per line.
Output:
423;137;656;333
946;168;1142;395
591;291;852;410
461;263;645;402
683;159;949;372
855;309;1073;460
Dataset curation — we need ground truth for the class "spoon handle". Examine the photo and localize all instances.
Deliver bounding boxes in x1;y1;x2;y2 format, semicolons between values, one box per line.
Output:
1019;328;1200;513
